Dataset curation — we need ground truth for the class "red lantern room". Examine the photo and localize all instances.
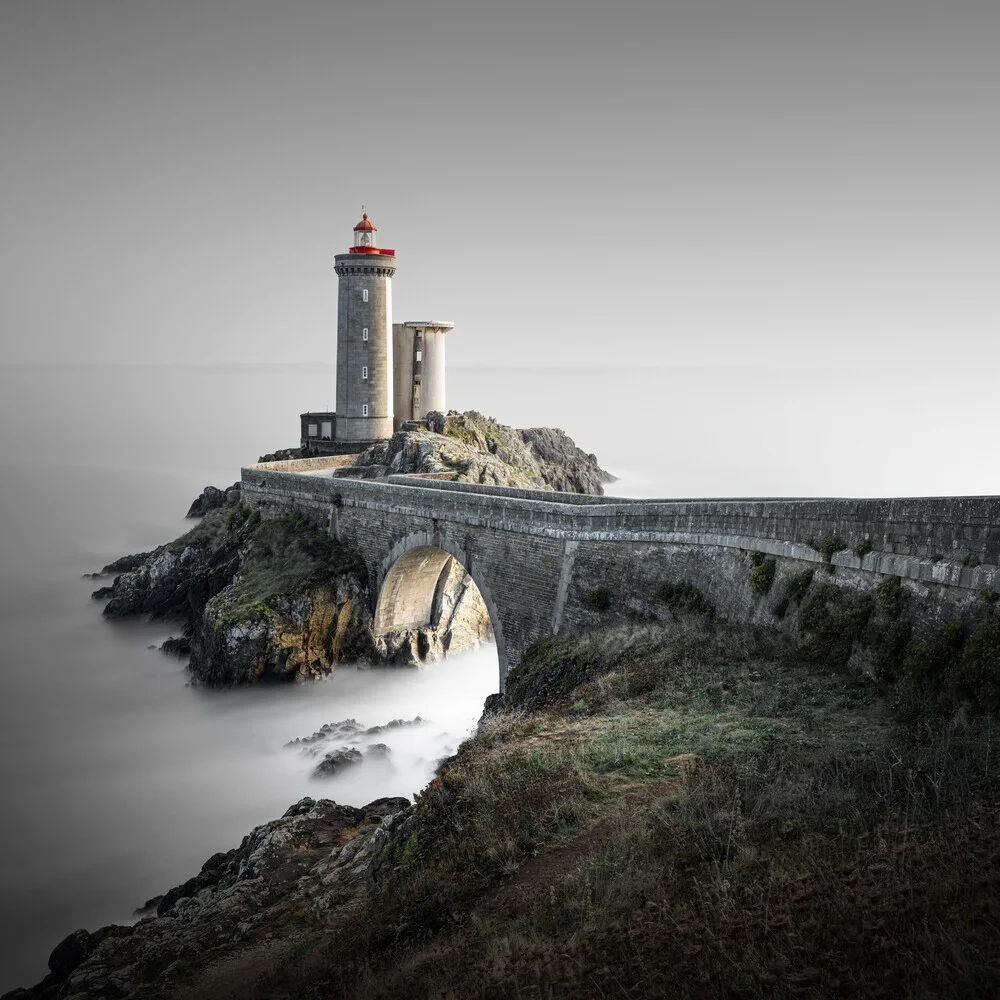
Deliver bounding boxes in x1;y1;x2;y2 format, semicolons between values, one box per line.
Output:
349;212;394;255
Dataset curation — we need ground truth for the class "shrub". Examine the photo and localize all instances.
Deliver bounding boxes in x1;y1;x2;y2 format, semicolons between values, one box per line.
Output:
655;582;714;617
749;557;776;597
585;588;611;611
784;569;814;605
876;575;906;619
797;583;874;668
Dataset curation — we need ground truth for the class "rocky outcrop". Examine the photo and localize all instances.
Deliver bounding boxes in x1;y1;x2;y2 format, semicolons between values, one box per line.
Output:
185;482;240;517
92;505;254;621
7;796;412;1000
92;508;376;686
351;410;612;494
192;578;374;685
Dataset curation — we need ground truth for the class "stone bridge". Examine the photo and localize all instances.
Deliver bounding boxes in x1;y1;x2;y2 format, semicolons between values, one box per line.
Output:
241;459;1000;690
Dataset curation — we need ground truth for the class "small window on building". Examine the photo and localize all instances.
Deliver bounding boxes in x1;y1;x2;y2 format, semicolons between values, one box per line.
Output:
362;404;369;417
321;420;332;439
362;366;368;379
415;350;422;362
307;423;318;437
362;327;369;341
415;330;422;339
362;289;368;302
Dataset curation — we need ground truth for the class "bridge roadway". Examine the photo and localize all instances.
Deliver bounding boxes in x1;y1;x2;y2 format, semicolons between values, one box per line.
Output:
241;460;1000;689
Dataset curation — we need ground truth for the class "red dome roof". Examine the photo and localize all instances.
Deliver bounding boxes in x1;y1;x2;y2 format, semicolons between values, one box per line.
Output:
353;212;377;232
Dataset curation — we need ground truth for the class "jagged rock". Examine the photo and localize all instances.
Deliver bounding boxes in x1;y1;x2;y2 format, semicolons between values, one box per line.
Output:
257;447;304;463
159;634;191;656
351;410;612;494
285;719;365;749
312;747;363;778
15;798;412;999
191;577;374;686
186;482;240;518
93;507;253;622
365;742;391;758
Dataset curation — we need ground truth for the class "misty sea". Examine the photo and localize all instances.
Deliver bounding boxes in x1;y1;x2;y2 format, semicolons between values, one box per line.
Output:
0;360;995;992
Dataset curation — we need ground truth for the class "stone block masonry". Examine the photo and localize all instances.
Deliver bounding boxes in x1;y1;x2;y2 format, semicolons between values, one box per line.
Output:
241;460;1000;690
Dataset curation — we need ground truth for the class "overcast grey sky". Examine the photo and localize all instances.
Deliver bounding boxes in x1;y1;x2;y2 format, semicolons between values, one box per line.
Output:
2;0;998;369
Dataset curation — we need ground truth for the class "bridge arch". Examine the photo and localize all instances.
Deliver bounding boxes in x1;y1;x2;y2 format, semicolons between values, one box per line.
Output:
374;531;508;688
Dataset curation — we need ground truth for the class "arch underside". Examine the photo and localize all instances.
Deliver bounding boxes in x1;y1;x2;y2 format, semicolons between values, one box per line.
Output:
374;545;496;664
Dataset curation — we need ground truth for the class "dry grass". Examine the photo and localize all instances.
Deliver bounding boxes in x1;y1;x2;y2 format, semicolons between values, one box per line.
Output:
237;616;1000;1000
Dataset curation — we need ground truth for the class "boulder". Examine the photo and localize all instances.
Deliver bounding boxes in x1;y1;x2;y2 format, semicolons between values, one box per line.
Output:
312;747;363;778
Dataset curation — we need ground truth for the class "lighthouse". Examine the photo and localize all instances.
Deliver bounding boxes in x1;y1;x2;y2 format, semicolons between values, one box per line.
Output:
300;213;455;452
330;213;396;443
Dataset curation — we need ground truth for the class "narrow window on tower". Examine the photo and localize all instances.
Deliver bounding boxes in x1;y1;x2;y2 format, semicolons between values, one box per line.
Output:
362;327;368;341
362;289;368;302
362;366;368;380
415;351;422;362
362;404;369;417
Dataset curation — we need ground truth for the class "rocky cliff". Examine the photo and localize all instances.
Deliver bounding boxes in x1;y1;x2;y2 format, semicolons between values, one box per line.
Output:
350;410;613;493
93;508;375;686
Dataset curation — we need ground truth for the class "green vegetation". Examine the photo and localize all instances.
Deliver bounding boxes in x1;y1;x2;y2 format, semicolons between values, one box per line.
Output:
797;582;874;667
283;613;1000;1000
853;538;874;559
655;581;714;617
749;552;776;596
805;532;848;574
783;567;814;605
210;512;364;628
584;587;611;612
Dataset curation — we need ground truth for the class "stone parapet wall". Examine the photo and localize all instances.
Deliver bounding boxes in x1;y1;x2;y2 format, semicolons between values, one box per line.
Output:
240;465;1000;687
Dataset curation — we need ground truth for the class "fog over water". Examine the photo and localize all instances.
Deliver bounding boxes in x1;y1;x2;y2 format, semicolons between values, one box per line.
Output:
0;360;996;992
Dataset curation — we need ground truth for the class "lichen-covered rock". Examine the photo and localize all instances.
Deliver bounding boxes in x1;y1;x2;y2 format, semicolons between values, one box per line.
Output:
93;508;375;687
192;578;374;685
351;410;612;494
187;516;376;686
93;505;256;621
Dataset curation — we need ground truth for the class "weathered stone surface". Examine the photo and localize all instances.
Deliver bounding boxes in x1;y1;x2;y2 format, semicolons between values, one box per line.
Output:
191;577;375;686
12;797;412;999
93;506;250;622
186;483;238;518
350;410;611;494
242;466;1000;690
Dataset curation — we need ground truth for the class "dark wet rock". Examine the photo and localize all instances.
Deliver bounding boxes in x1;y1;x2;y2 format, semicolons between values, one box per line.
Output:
286;719;365;749
16;797;413;999
363;716;426;736
132;895;163;918
159;634;191;656
185;482;241;518
312;747;363;778
48;929;91;979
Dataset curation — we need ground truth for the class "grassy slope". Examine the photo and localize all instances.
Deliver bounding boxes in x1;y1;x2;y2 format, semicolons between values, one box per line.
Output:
223;615;1000;1000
